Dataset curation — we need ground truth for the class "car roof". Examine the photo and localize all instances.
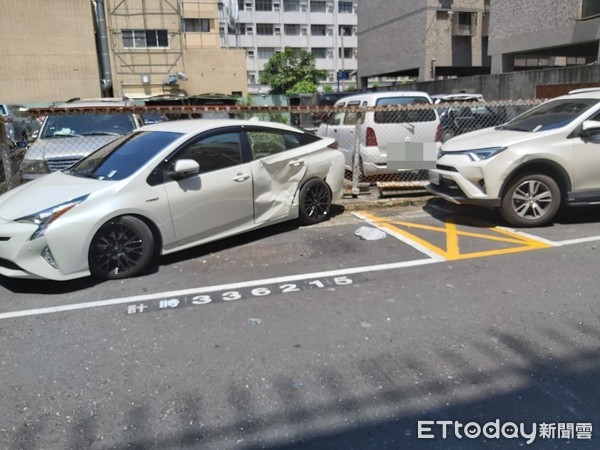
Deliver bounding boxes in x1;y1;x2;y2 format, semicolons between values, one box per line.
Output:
334;91;432;105
53;97;135;108
138;119;307;134
560;88;600;99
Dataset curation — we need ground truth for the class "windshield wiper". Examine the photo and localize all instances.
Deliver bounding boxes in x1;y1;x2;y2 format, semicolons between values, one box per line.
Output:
496;125;530;132
81;132;121;136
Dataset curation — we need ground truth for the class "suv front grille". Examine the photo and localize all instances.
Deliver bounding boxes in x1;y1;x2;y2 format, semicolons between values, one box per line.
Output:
46;157;83;172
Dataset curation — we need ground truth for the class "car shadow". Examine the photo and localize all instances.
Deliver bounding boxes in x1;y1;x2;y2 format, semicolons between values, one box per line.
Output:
424;197;600;229
156;207;345;269
0;206;346;294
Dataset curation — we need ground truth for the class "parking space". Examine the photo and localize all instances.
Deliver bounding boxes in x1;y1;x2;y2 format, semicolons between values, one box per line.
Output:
1;202;600;322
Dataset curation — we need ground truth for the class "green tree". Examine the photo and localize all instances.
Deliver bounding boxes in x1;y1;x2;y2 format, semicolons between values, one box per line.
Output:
260;47;327;95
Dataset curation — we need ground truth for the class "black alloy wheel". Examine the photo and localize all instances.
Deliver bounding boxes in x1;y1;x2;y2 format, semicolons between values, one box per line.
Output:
88;216;154;279
298;178;332;225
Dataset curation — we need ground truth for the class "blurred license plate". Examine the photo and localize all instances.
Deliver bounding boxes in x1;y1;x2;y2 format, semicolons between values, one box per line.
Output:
428;170;440;185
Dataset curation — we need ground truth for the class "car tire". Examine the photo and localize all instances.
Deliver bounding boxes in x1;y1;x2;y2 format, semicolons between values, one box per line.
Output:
88;216;154;279
499;173;561;227
442;129;456;142
298;178;332;225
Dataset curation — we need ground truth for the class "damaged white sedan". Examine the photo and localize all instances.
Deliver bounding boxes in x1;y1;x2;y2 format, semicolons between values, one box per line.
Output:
0;120;344;281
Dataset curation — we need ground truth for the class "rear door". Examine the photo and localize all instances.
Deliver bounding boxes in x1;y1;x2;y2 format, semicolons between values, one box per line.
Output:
246;128;317;223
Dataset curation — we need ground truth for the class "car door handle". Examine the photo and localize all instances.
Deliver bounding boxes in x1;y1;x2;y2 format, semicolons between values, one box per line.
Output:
289;159;304;167
233;173;250;182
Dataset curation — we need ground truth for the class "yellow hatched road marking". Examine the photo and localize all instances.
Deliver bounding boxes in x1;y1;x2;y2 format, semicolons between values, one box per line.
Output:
357;211;553;261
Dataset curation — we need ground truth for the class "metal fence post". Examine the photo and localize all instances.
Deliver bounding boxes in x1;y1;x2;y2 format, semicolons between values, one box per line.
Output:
351;108;364;197
0;118;13;192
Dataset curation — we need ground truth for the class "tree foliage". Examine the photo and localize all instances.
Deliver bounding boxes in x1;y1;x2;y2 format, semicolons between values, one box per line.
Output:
260;47;327;95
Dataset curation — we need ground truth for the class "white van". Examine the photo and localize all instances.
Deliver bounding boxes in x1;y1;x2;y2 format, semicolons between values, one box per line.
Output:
316;91;441;176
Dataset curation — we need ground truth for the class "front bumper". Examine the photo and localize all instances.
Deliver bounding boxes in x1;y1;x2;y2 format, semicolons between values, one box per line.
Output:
427;168;500;208
0;218;89;280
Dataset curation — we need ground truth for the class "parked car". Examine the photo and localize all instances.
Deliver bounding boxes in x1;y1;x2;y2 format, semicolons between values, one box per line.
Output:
427;88;600;227
0;103;41;148
20;97;143;181
0;119;344;281
438;103;508;142
290;92;353;130
317;91;441;176
431;93;485;104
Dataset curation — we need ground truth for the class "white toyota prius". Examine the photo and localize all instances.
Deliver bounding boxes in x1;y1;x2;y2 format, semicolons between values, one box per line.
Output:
0;119;344;281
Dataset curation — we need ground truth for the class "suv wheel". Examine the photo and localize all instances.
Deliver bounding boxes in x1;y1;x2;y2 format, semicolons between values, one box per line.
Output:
499;173;561;227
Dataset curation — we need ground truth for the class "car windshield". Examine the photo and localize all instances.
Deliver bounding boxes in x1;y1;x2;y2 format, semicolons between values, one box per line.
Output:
498;99;599;132
67;131;182;181
41;113;138;138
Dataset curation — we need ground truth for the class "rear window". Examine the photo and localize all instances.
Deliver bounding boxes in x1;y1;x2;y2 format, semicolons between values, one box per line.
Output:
374;96;436;123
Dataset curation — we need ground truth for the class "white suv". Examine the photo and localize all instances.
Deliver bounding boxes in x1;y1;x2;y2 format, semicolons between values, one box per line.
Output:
427;89;600;227
21;98;142;180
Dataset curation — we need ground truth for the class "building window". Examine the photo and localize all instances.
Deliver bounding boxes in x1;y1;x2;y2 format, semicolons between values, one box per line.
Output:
122;29;168;48
258;47;276;59
283;0;300;11
339;48;353;58
237;24;246;35
183;19;211;32
338;1;353;13
310;1;326;12
311;25;326;36
285;24;301;35
339;25;352;36
581;0;600;18
311;47;327;59
255;0;273;11
257;23;274;35
238;0;244;10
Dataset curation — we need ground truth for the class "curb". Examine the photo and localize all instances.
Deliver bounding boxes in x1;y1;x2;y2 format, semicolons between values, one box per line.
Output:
338;186;432;211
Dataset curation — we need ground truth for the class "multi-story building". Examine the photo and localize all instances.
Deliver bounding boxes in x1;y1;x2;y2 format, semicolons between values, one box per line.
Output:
488;0;600;73
103;0;247;99
357;0;490;87
357;0;600;89
0;0;247;103
226;0;358;93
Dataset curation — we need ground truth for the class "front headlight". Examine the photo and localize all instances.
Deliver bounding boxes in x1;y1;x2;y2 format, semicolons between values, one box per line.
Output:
465;147;507;161
21;159;50;175
16;195;89;240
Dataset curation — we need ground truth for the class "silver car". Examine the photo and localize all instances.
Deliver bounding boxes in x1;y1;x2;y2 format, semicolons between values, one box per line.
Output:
0;119;344;281
20;98;142;180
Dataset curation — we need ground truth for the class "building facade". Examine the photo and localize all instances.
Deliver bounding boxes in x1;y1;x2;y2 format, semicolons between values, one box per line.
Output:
488;0;600;73
357;0;489;87
0;0;248;103
357;0;600;90
226;0;358;93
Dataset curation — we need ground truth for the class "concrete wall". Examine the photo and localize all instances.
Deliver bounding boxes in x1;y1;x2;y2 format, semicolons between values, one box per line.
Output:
357;2;428;79
0;0;248;103
0;0;101;103
388;65;600;100
489;0;600;73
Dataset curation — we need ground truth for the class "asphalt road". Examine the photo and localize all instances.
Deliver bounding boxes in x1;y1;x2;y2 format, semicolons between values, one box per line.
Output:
1;199;599;449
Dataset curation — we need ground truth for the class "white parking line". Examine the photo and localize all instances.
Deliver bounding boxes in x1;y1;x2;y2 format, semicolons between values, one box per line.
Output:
3;223;600;321
0;258;437;320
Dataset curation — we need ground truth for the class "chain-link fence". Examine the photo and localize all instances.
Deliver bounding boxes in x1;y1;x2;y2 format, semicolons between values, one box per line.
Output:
1;100;544;197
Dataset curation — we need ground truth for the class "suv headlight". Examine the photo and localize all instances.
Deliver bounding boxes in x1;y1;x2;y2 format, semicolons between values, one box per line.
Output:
465;147;507;161
16;195;89;240
21;159;50;175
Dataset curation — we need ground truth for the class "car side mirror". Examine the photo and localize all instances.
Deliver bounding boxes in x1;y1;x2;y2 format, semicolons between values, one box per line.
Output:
168;159;200;179
580;120;600;140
